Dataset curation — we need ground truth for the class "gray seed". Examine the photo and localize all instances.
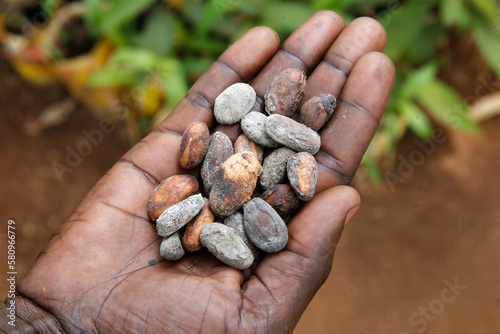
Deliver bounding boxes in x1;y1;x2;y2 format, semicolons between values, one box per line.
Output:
243;198;288;253
201;132;234;195
156;194;205;237
241;112;281;148
287;152;318;201
259;147;296;190
200;223;254;270
265;114;321;154
160;232;185;261
214;83;256;125
224;212;258;255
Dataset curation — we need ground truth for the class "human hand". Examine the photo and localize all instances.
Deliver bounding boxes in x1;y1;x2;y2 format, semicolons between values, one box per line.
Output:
15;11;394;333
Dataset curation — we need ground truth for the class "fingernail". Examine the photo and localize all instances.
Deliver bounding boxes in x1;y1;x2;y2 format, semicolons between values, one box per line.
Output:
345;206;359;226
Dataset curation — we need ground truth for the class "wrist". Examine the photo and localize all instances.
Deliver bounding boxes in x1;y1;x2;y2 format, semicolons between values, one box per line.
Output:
0;293;65;333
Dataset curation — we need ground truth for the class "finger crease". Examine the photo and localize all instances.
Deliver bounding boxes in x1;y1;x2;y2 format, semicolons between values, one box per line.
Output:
323;52;353;77
216;59;245;82
339;99;379;125
119;158;160;185
152;125;184;137
279;49;311;73
314;155;352;185
186;90;214;111
100;200;150;222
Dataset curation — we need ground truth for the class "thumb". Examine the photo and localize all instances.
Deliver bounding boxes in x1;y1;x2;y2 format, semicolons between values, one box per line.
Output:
241;185;360;332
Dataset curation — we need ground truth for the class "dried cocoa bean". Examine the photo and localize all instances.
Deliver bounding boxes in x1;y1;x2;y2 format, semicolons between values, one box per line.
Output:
259;147;296;190
265;68;306;117
241;111;280;148
200;223;254;270
156;194;205;237
182;198;214;252
287;152;318;201
201;131;234;196
224;212;258;255
160;232;185;261
243;198;288;253
209;152;262;217
261;184;302;217
179;121;210;169
265;114;321;154
297;94;337;131
148;175;199;221
234;133;264;163
214;83;256;125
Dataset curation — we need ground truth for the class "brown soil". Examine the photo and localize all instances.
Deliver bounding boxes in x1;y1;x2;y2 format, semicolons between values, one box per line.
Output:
1;40;500;334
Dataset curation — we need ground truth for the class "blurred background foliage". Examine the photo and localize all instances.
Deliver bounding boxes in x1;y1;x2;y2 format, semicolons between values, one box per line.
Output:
1;0;499;182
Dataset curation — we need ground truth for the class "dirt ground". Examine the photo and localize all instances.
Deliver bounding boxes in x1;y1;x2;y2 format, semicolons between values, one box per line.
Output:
1;48;500;334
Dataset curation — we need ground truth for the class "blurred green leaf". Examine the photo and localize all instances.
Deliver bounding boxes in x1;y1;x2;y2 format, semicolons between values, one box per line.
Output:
99;0;156;35
398;99;434;138
417;80;480;133
440;0;470;27
41;0;61;17
382;1;434;62
469;0;499;22
472;19;500;78
399;62;438;99
261;2;315;36
134;9;175;56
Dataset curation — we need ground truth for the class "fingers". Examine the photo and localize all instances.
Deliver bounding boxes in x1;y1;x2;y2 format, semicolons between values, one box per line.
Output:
213;11;345;140
315;51;395;190
117;26;280;188
301;16;387;102
240;186;360;331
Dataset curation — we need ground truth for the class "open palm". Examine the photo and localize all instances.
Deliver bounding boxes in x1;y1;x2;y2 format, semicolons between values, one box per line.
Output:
17;11;394;333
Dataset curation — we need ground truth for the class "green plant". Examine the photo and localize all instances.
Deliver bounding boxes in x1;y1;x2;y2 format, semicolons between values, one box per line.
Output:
37;0;500;183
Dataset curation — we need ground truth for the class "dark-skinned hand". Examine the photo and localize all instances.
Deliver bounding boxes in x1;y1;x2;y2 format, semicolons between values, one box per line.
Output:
14;11;395;333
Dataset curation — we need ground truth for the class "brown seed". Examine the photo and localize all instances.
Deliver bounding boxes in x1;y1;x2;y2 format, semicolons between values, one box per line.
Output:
148;175;199;221
156;194;205;237
160;232;185;261
200;223;254;270
179;121;210;169
201;131;234;196
234;134;264;163
182;198;214;252
243;198;288;253
297;94;337;131
287;152;318;201
259;147;296;190
265;68;306;117
265;114;321;154
261;184;302;217
209;152;262;217
224;212;258;256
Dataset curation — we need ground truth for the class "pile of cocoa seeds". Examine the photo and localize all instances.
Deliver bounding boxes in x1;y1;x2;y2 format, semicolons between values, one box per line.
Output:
148;68;337;269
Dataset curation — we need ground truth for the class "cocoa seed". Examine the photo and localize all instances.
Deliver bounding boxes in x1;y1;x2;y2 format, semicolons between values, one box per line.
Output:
201;131;234;196
214;83;256;125
181;198;214;252
160;232;185;261
265;114;321;154
209;152;262;217
241;111;280;148
179;121;210;169
234;134;264;163
224;212;258;255
156;194;205;237
287;152;318;201
200;223;254;270
259;147;296;190
148;175;199;221
261;184;302;217
265;68;306;117
297;94;337;131
243;198;288;253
